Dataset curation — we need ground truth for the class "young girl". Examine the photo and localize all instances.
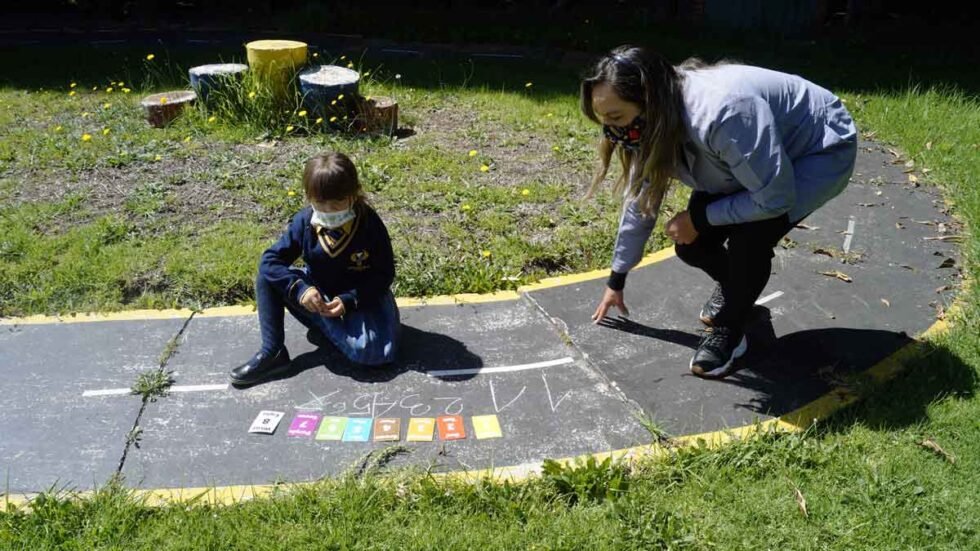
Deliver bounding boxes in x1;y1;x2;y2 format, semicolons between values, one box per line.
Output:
582;45;857;379
230;152;400;385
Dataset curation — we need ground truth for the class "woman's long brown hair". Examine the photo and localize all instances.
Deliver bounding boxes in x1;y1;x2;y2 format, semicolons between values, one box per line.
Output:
580;46;703;217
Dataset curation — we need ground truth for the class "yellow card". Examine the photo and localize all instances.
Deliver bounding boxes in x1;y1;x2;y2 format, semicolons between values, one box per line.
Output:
406;417;435;442
471;414;503;439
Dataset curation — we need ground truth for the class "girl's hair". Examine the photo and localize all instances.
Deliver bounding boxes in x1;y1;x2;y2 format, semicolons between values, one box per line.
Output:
579;46;730;216
302;152;368;204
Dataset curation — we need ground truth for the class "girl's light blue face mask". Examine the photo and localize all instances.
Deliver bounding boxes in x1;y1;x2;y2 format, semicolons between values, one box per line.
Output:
311;200;355;229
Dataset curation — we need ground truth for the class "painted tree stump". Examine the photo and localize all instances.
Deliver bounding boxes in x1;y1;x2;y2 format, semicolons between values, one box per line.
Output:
245;39;307;101
188;63;248;104
357;96;399;136
298;65;360;127
140;90;197;128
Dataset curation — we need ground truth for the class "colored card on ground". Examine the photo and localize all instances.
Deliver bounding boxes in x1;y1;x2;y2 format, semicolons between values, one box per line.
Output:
437;415;466;440
373;418;401;442
342;417;373;442
406;418;435;442
471;414;503;439
315;416;348;441
248;410;285;434
288;413;321;437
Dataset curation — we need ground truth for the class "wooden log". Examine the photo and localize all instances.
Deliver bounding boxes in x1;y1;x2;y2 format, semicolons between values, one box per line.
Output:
140;90;197;128
356;96;399;136
188;63;248;104
298;65;360;128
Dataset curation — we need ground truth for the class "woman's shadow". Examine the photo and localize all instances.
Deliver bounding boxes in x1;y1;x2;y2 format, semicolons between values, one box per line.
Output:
231;324;483;387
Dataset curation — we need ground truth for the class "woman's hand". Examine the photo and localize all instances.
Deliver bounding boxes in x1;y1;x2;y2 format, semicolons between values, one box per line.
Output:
665;210;698;245
300;287;329;316
592;287;630;323
321;297;346;318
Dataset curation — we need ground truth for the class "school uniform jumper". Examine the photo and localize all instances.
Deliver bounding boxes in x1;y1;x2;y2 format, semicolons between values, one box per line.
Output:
610;64;859;329
256;202;400;365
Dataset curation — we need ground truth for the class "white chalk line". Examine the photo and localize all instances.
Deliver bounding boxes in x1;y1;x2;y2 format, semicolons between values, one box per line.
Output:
755;291;784;306
843;217;856;253
426;357;575;378
83;383;228;397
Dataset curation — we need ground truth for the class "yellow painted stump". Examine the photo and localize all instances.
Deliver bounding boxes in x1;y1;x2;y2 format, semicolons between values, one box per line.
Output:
245;39;308;102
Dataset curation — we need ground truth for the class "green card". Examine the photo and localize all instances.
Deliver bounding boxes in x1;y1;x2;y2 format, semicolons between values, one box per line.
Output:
315;416;348;441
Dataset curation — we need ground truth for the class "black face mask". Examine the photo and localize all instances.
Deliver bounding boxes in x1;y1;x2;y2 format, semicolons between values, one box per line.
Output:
602;115;645;151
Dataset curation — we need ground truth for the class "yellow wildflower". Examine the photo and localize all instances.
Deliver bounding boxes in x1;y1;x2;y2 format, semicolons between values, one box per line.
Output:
102;128;110;135
146;54;155;61
480;164;490;172
103;103;111;109
525;82;533;88
340;55;346;60
461;204;472;211
347;62;354;69
330;99;337;105
298;110;307;117
521;189;530;196
208;115;216;123
54;125;63;132
160;97;168;104
552;145;560;152
70;82;77;88
154;154;162;161
183;136;191;142
68;91;76;97
481;250;492;258
338;94;344;100
248;91;257;99
286;125;294;132
122;88;131;94
315;117;323;124
287;190;296;196
81;133;92;142
329;116;338;122
106;87;113;93
468;149;478;157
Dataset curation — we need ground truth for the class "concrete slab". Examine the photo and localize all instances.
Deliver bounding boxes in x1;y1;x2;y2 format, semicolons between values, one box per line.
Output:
0;318;185;493
121;300;650;490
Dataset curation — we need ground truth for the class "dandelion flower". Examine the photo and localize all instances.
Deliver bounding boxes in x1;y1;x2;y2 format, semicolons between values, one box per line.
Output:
81;111;90;117
298;110;307;117
106;87;113;93
315;117;323;124
461;204;472;211
312;52;319;58
146;53;155;61
285;125;294;132
288;190;296;197
103;103;111;109
395;73;402;80
338;94;344;100
154;154;162;161
122;88;131;94
329;116;338;122
183;136;191;142
468;149;478;157
102;128;110;135
68;91;76;97
363;71;371;77
521;188;530;196
118;81;124;86
160;97;168;104
481;250;492;258
54;125;63;132
81;133;92;142
525;82;533;88
70;82;77;88
207;115;216;123
248;91;257;99
480;164;490;172
347;62;354;69
546;112;554;117
340;55;347;60
330;99;337;106
552;145;560;152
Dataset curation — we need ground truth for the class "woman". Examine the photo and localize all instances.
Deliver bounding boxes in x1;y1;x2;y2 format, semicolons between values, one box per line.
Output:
582;45;857;378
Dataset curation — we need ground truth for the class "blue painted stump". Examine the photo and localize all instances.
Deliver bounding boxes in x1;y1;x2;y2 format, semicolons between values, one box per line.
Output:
298;65;360;128
188;63;249;104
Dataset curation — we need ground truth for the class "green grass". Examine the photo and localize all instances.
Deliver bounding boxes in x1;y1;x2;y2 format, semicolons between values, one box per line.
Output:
2;23;980;549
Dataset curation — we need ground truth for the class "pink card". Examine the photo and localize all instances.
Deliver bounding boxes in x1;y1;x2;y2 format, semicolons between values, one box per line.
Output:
287;413;321;438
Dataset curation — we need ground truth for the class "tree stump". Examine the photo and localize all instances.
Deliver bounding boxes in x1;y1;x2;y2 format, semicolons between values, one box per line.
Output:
298;65;360;128
188;63;248;104
245;39;308;103
357;96;399;136
140;90;197;128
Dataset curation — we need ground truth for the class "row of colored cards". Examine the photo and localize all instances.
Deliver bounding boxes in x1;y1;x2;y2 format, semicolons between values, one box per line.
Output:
248;411;503;441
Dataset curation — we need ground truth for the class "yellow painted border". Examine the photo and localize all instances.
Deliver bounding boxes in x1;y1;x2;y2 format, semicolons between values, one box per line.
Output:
1;310;952;510
0;248;677;325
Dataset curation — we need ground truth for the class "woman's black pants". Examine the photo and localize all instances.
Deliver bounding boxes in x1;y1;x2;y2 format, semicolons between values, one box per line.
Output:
675;191;802;332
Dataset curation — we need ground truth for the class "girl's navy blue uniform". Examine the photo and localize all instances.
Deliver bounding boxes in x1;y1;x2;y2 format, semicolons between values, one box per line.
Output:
255;202;400;365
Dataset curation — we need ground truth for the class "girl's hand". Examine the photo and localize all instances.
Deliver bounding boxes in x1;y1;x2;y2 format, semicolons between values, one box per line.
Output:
592;287;629;323
300;287;331;315
322;297;346;318
665;210;698;245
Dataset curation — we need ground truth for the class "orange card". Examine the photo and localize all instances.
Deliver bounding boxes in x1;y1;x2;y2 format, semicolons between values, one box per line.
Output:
373;418;401;442
437;415;466;440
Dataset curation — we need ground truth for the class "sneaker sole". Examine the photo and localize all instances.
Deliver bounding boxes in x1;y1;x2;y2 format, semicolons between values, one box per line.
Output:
689;335;748;379
698;307;716;327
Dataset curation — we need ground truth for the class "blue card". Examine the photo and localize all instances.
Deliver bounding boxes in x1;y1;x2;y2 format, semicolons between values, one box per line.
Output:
342;417;373;442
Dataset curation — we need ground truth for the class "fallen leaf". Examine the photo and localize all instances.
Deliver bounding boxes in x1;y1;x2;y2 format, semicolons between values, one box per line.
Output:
819;270;853;282
793;487;809;518
935;284;952;293
908;174;919;185
904;159;915;168
922;167;931;173
857;202;880;207
900;264;915;270
886;147;902;159
795;223;820;230
923;235;965;243
813;248;837;258
881;298;890;307
875;190;883;196
938;258;956;269
919;438;955;464
937;223;947;233
912;219;937;226
862;130;877;139
895;222;905;229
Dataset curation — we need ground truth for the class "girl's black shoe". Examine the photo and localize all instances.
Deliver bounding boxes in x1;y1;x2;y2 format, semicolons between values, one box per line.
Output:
690;326;747;379
230;347;292;385
699;283;725;326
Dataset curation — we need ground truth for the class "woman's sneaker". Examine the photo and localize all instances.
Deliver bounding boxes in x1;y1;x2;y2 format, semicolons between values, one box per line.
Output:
690;326;747;379
699;283;725;326
230;347;292;385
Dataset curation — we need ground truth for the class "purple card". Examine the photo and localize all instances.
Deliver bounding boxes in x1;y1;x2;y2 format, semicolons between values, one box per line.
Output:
287;413;321;438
